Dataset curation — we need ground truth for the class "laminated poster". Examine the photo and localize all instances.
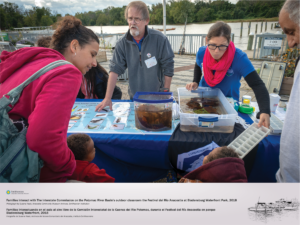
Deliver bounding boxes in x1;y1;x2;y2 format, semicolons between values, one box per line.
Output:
68;101;179;135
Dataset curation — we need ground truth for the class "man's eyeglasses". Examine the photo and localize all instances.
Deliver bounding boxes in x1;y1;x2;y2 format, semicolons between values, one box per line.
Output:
208;44;228;51
128;17;143;24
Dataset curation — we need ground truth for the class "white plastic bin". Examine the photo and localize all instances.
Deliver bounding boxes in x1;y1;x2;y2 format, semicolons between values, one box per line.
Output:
178;87;237;133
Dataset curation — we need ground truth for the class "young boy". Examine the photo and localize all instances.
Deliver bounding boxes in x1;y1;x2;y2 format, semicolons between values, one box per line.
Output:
179;146;247;183
67;134;115;182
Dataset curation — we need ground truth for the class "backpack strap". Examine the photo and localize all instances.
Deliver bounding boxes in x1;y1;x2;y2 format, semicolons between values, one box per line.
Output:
5;60;73;106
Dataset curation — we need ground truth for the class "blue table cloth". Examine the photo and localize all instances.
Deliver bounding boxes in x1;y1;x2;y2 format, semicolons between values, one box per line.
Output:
67;99;281;182
67;99;173;182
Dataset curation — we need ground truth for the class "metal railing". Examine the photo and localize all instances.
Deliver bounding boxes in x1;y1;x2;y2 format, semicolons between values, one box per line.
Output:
7;31;54;44
97;33;124;49
97;33;234;55
166;34;206;55
168;33;234;54
6;32;234;56
0;41;17;53
253;33;288;60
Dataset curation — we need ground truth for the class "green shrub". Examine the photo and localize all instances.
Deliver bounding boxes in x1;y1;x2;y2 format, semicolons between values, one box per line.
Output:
256;68;260;75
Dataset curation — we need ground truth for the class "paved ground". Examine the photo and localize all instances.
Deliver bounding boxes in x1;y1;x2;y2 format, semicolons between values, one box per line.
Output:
100;51;263;102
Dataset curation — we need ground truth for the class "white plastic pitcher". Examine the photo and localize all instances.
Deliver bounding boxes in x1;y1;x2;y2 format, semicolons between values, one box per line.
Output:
270;93;281;113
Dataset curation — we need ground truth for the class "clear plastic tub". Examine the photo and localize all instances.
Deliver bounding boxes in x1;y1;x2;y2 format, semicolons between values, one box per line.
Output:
178;87;237;133
133;92;173;131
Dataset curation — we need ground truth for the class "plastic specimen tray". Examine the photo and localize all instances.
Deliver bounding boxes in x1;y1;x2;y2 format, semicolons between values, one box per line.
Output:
250;113;284;134
270;113;284;134
178;87;237;133
228;123;271;159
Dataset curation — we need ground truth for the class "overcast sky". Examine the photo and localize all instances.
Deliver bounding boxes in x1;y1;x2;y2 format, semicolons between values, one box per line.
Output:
1;0;239;16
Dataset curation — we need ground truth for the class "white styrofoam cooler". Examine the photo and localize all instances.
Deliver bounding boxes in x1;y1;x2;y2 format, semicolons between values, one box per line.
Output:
178;87;238;133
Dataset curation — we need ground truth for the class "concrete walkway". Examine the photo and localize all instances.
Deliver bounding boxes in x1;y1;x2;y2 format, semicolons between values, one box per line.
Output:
100;51;262;102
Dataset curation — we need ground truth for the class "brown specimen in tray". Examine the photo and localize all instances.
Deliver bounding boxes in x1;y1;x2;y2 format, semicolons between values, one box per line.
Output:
203;101;218;107
135;105;172;130
190;97;202;102
187;98;218;107
186;98;219;114
189;97;219;106
186;101;202;110
138;104;160;112
204;106;218;114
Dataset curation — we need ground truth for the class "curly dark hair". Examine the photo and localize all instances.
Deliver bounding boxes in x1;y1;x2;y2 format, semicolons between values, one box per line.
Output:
206;146;239;163
50;15;99;54
67;133;91;160
36;36;52;48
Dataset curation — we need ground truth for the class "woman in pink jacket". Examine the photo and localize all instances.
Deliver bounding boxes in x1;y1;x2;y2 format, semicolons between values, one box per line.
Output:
0;16;99;182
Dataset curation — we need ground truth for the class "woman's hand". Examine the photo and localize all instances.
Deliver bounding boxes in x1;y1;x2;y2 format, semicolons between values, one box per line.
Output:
186;82;199;91
258;113;270;128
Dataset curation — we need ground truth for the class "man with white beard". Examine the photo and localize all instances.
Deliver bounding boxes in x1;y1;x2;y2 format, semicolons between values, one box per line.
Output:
276;0;300;182
96;1;174;110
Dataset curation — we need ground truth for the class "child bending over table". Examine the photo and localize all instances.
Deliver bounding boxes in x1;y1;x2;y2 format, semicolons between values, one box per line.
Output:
67;134;115;182
179;146;247;183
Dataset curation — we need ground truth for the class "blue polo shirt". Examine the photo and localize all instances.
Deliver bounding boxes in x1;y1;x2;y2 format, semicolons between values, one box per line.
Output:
196;46;255;101
132;37;144;51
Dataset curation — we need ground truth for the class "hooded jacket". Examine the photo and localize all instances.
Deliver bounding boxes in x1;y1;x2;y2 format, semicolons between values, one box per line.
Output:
180;158;247;182
0;47;82;182
68;160;115;183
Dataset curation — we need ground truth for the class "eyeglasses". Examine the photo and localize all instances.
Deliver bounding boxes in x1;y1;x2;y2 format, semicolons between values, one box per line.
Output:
128;17;143;24
208;44;228;51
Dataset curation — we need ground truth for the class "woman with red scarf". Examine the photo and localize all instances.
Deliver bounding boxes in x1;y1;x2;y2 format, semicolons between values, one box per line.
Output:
186;21;270;128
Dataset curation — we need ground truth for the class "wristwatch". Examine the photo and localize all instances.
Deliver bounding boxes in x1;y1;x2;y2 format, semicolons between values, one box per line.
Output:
160;88;169;92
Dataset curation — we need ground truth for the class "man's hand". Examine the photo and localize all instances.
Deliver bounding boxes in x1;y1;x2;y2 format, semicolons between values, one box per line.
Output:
186;82;199;91
258;113;270;128
95;98;113;112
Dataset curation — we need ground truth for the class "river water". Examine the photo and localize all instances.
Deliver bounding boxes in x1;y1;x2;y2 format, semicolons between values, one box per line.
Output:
20;21;281;51
87;21;282;51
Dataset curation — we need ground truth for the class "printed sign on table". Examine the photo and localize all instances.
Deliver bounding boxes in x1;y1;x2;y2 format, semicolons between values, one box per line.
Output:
67;101;177;135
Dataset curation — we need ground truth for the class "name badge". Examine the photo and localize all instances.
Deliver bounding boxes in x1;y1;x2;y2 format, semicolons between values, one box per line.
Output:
144;56;157;69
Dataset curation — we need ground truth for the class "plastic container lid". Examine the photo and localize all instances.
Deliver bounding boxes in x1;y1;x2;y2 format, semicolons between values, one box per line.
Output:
133;92;173;103
242;95;251;99
243;99;250;104
279;99;288;102
238;104;254;114
270;93;281;100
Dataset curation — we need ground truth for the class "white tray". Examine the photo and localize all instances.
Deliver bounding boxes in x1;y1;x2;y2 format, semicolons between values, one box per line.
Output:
228;123;270;159
270;113;284;134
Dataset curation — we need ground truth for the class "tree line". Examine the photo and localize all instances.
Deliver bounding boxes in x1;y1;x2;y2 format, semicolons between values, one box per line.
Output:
0;0;284;30
75;0;285;26
0;2;61;30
